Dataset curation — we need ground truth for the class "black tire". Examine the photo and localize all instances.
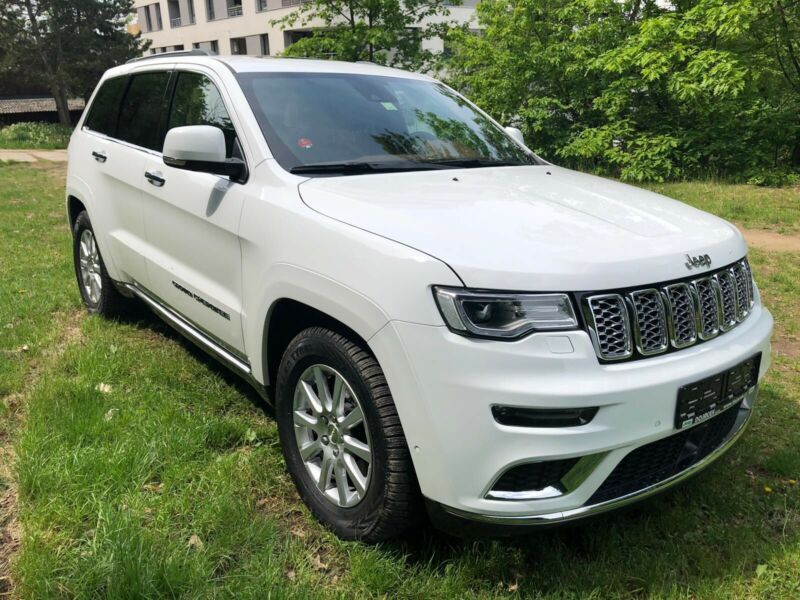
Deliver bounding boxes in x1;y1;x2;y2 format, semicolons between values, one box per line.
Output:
275;327;420;542
72;210;132;318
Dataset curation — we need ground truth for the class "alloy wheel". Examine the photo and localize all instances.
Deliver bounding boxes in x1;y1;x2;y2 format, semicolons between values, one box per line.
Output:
292;364;373;508
78;229;102;304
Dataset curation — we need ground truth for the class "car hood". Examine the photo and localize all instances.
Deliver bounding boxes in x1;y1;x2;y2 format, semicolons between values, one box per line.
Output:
297;165;746;290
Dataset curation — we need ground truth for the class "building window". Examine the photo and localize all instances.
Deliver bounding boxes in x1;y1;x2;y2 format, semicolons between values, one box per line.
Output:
193;42;200;49
260;33;270;56
206;0;215;20
174;44;185;51
256;0;268;10
230;37;247;55
228;0;243;17
210;40;219;53
154;4;163;30
144;7;153;31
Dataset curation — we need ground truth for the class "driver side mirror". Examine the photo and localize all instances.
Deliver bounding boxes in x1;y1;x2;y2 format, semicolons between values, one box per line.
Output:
504;126;526;148
163;125;244;179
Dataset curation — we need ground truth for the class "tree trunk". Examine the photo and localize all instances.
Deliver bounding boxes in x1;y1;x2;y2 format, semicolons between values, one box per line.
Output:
52;82;72;125
22;0;71;125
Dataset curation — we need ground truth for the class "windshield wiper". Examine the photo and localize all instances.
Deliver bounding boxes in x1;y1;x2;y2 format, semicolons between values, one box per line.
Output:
289;161;449;175
425;158;533;168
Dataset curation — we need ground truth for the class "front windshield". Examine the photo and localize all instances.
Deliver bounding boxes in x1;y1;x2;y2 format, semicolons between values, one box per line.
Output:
236;72;538;174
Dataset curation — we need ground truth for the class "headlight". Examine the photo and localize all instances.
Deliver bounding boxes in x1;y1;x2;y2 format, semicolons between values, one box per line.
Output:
433;286;578;340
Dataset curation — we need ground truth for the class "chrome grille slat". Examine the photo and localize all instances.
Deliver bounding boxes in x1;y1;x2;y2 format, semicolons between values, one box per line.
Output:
692;277;720;340
586;294;632;360
716;270;738;331
628;289;668;355
584;258;754;362
663;283;697;348
732;263;750;320
740;259;755;307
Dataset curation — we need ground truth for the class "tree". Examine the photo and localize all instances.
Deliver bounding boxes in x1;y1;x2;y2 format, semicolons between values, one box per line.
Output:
0;0;146;125
271;0;459;70
446;0;800;182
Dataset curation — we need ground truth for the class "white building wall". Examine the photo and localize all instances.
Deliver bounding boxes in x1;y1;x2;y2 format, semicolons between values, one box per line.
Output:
133;0;477;57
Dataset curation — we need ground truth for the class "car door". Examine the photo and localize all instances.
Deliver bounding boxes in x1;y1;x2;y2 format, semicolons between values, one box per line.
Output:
75;73;155;286
140;68;247;355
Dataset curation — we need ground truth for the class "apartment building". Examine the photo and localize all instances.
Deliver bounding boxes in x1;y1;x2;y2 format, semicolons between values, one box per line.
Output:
134;0;477;58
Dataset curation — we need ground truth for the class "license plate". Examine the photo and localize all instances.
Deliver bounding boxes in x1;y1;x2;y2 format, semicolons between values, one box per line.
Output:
675;353;761;429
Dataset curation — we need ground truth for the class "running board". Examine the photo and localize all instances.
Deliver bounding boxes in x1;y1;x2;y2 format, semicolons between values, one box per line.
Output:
123;283;251;376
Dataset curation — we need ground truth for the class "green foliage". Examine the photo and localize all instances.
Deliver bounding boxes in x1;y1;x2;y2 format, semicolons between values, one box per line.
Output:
0;122;73;149
271;0;458;69
446;0;800;183
0;1;146;124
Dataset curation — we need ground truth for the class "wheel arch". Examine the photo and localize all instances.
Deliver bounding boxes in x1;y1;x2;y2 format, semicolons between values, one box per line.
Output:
263;297;374;394
67;195;86;229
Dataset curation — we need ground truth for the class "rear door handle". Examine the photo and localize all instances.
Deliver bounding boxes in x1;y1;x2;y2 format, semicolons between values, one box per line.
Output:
145;170;166;187
92;150;107;163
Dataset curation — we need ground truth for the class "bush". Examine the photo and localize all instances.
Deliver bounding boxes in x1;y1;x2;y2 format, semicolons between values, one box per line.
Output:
0;122;73;150
745;169;800;188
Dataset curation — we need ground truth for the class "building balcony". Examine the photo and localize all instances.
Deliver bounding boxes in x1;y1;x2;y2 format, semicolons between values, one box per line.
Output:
170;16;196;27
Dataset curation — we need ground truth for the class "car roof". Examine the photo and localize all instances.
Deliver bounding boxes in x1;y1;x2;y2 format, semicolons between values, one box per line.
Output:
110;53;434;82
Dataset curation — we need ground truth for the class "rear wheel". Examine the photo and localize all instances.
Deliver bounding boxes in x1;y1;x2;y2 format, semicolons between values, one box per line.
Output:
275;327;420;541
72;211;132;318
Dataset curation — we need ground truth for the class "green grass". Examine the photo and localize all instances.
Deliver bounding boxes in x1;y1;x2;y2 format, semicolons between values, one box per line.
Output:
0;122;73;150
646;181;800;233
1;163;799;598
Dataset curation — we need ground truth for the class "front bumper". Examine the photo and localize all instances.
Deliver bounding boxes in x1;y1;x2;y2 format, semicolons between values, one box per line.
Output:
368;303;772;524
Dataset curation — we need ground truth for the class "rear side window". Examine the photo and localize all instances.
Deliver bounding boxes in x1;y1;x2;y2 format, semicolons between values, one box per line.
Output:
117;71;171;151
84;76;127;136
168;72;237;158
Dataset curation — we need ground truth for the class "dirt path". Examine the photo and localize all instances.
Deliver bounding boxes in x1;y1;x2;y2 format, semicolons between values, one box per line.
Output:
0;150;67;163
741;228;800;253
0;311;84;597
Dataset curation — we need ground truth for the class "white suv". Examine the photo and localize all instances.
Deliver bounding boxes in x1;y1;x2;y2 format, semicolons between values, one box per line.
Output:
67;51;773;541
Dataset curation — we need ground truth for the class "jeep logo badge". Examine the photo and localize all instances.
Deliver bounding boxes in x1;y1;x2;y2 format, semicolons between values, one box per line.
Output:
685;253;712;270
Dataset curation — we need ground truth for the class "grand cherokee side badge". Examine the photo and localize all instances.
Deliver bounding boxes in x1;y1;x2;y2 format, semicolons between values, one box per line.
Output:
685;253;712;270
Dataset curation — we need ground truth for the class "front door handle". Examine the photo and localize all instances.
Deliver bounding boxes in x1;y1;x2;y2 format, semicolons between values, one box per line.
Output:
92;150;107;163
145;170;166;187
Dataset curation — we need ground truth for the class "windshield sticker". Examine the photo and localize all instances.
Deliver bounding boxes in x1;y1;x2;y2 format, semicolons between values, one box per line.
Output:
297;138;313;149
381;102;398;111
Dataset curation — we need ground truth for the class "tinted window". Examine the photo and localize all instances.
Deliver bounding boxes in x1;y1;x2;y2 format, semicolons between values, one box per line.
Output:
117;71;171;151
168;72;237;158
237;73;535;173
84;76;127;136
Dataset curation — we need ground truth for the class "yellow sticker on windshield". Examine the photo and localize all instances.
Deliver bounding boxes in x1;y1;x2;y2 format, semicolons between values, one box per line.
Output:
381;102;398;111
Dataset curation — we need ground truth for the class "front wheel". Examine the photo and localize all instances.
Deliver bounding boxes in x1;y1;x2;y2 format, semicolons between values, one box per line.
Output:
275;327;420;541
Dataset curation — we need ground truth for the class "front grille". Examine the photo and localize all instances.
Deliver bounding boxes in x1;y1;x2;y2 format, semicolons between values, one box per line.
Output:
664;283;697;348
491;458;580;493
694;277;720;339
587;403;741;505
586;295;631;359
629;290;667;354
584;258;754;362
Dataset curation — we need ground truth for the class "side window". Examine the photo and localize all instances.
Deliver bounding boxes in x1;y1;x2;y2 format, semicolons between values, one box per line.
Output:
116;71;171;151
168;72;238;158
83;76;127;136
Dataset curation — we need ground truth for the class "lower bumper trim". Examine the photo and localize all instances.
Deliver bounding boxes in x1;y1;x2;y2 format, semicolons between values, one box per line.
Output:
432;387;756;530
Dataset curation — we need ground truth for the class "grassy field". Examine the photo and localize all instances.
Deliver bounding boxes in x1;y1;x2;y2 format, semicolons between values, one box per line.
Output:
0;162;798;598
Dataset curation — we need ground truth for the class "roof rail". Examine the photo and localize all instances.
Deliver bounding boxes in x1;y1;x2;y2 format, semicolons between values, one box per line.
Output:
126;49;217;64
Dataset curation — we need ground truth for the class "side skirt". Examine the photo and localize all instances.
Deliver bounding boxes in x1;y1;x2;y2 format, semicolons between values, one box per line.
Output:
122;282;272;405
